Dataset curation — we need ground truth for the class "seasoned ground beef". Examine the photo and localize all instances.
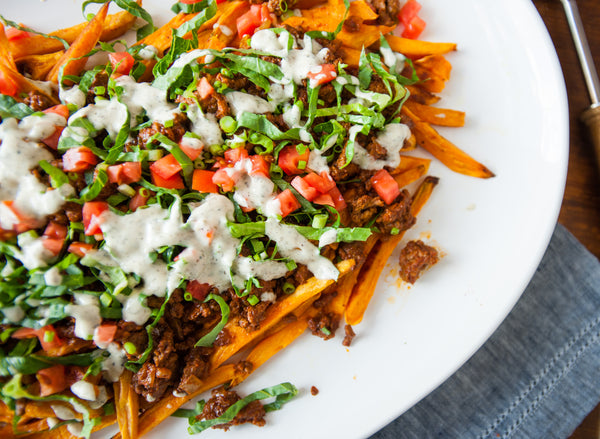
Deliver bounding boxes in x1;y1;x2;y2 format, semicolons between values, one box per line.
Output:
176;346;211;395
23;91;53;112
374;189;415;234
399;240;439;284
366;0;400;26
198;387;266;430
307;311;339;340
137;113;189;148
342;324;356;347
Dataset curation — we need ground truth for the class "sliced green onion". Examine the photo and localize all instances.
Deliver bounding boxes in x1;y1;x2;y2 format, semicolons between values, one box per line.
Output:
282;282;295;294
124;342;137;355
247;295;259;306
219;116;237;133
312;214;328;229
117;184;136;197
320;327;331;336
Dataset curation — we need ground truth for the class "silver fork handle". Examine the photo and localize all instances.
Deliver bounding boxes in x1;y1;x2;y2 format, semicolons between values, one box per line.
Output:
561;0;600;107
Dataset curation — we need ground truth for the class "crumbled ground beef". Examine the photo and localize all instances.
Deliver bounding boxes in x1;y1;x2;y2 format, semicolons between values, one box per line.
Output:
198;387;266;430
366;0;400;26
307;312;339;340
399;240;439;284
342;324;356;347
23;91;53;112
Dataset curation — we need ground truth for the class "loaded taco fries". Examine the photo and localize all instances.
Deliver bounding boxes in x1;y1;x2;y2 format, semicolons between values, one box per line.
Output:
0;0;492;436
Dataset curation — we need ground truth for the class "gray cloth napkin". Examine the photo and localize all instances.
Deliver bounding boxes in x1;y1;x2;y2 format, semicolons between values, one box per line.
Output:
370;223;600;439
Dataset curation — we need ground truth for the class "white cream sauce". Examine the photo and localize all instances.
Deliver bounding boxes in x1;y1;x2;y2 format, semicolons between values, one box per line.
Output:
352;123;410;170
264;217;338;280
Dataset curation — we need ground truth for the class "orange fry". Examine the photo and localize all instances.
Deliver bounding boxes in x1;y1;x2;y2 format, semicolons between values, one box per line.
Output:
9;9;137;60
16;51;64;81
393;164;429;188
402;106;494;178
385;34;457;59
114;370;139;439
46;3;109;84
405;100;465;127
345;177;439;325
414;54;452;81
282;0;347;32
336;23;395;51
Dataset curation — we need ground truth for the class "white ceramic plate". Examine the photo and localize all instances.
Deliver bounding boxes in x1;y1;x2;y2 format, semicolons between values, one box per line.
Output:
1;0;568;437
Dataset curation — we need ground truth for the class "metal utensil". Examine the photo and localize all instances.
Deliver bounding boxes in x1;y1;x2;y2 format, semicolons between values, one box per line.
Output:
559;0;600;171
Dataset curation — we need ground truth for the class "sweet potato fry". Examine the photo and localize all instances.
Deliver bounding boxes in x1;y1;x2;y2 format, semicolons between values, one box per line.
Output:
393;164;429;188
336;23;395;51
405;100;465;127
414;54;452;81
9;9;137;60
46;3;109;84
347;0;379;23
340;46;361;67
385;34;457;59
206;1;250;50
282;0;347;32
393;155;431;174
406;85;441;105
402;106;494;178
344;177;439;325
114;370;139;439
16;51;64;81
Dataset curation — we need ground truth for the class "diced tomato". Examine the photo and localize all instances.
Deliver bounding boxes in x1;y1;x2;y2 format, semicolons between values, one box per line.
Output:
41;105;69;149
180;0;204;3
236;4;264;38
41;128;63;150
5;27;31;42
68;241;94;258
276;189;301;217
249;155;270;178
0;201;39;233
149;154;182;180
94;323;117;345
107;161;142;185
224;147;249;164
13;324;63;351
43;104;69;119
328;185;347;211
313;193;334;208
197;77;214;100
41;238;64;256
179;139;204;160
370;169;401;204
129;187;153;211
62;147;98;173
192;169;219;193
303;171;336;194
151;168;185;190
82;201;109;236
398;0;422;26
291;176;318;201
37;364;68;397
43;222;68;240
0;70;18;97
278;144;310;175
186;280;211;302
108;51;135;75
306;64;337;86
212;168;236;192
402;15;426;39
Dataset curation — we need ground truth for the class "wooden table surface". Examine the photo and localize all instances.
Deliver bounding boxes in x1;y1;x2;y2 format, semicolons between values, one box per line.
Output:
531;0;600;437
